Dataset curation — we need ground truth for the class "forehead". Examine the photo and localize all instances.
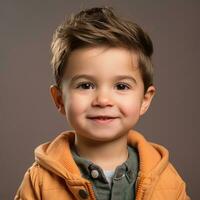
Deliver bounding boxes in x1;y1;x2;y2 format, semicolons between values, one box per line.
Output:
63;46;142;82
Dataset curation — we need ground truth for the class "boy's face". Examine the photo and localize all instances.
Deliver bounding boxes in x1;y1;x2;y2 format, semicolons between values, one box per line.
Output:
50;46;155;142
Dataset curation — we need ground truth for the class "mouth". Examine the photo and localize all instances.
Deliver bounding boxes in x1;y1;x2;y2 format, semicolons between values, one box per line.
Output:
87;115;119;125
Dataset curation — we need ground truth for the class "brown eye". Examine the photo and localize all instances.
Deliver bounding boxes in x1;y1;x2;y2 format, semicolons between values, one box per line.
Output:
76;82;95;90
116;83;130;90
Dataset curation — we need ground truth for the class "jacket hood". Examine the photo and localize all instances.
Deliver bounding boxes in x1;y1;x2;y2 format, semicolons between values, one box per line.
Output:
34;129;169;183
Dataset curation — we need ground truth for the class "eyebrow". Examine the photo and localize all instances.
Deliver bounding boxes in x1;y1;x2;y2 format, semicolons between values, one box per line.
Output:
70;74;137;84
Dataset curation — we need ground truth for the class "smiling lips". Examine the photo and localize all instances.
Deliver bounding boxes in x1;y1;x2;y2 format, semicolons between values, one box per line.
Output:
87;115;118;119
87;115;118;124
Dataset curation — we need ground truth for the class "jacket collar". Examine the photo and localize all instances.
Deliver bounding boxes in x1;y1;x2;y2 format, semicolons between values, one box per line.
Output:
35;129;169;182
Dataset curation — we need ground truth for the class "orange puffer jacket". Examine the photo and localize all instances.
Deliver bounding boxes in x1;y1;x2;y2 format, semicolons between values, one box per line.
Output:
14;129;191;200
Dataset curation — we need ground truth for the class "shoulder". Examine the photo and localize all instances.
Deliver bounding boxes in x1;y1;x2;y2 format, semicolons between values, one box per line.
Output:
23;162;44;186
154;162;189;199
15;162;44;199
157;162;185;187
26;162;68;190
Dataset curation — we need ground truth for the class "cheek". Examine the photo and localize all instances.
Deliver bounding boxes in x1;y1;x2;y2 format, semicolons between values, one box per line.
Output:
65;94;89;117
120;97;142;117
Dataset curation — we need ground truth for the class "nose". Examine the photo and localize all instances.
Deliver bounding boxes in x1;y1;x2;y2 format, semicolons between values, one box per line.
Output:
91;88;114;108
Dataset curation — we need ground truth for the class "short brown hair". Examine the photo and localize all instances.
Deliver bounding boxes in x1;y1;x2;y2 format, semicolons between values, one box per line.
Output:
50;6;154;93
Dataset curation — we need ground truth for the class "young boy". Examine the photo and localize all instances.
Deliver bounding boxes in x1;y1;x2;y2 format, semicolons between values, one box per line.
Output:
15;6;190;200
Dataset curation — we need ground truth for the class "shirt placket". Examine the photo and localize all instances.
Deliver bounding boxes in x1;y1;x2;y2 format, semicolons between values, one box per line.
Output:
109;165;132;200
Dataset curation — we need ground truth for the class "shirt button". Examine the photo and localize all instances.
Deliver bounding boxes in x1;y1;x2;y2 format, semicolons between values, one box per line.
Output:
91;169;99;178
116;172;124;178
78;189;89;199
115;169;125;178
127;170;134;178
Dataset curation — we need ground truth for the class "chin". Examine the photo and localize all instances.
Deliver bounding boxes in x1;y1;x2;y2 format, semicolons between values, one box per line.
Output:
84;130;126;143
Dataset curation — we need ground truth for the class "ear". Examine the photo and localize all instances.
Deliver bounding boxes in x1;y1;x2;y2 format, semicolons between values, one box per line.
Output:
49;85;66;115
140;85;156;116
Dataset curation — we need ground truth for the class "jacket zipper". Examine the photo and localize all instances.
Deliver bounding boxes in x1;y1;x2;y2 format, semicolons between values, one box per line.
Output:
135;173;145;200
86;182;96;200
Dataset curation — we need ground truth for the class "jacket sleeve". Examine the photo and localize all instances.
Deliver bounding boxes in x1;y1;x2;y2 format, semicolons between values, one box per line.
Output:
177;182;191;200
14;163;42;200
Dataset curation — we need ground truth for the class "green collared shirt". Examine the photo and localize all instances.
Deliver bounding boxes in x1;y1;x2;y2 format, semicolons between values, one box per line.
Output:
70;144;139;200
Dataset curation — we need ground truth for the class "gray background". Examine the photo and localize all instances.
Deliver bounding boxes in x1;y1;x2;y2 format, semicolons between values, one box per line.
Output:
1;0;199;199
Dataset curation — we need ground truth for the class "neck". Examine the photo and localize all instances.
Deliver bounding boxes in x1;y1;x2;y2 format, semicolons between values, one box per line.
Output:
74;133;129;171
